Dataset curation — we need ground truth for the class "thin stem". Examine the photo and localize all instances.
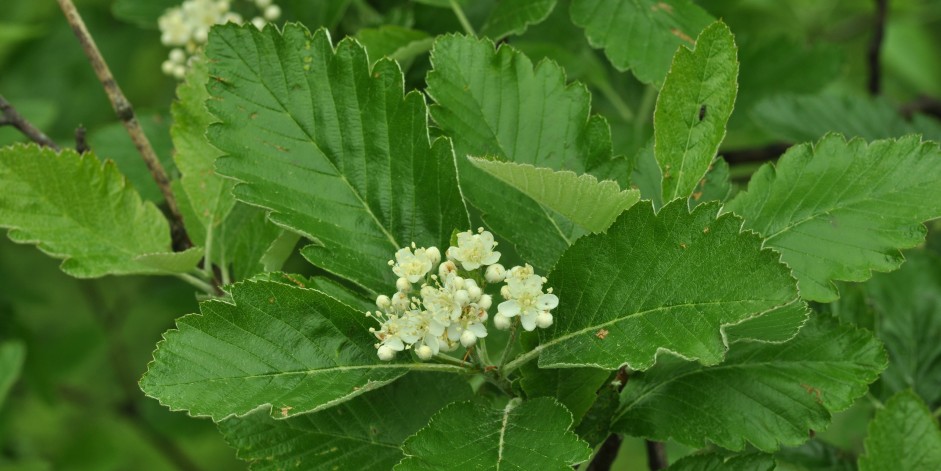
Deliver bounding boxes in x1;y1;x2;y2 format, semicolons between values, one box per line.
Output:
202;218;214;279
477;338;493;366
0;95;60;150
56;0;191;249
501;344;542;375
497;318;522;370
175;273;218;295
433;353;475;369
450;0;477;36
408;362;473;374
633;85;657;144
595;81;634;122
868;0;889;95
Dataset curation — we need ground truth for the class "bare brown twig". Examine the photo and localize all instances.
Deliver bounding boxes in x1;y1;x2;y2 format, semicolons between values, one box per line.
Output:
56;0;191;249
75;125;89;153
0;95;60;150
868;0;888;95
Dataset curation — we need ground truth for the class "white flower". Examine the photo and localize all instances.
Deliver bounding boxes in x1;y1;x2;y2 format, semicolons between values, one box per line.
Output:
446;229;501;271
497;264;559;331
392;246;435;283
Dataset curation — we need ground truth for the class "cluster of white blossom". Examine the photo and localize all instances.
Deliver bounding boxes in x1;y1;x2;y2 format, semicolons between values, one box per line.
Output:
158;0;282;78
369;229;559;361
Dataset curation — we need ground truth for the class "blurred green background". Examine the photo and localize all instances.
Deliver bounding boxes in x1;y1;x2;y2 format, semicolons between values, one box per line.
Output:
1;0;941;469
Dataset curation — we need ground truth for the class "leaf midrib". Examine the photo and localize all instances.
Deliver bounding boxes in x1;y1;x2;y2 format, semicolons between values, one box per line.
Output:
217;30;400;250
536;297;795;363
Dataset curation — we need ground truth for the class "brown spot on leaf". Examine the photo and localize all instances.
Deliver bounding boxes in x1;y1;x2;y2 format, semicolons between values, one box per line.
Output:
280;405;292;417
702;226;710;234
801;383;823;404
595;329;609;340
651;2;673;13
268;297;276;304
671;28;694;44
692;191;703;201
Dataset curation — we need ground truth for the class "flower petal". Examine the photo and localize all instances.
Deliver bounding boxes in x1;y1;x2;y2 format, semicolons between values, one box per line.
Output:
498;299;521;317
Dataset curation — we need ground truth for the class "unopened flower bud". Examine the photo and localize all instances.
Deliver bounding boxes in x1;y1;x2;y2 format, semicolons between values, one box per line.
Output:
536;311;553;329
478;294;492;310
426;246;442;265
493;312;512;330
377;345;395;361
454;290;470;306
391;292;409;310
375;295;391;309
500;285;511;299
264;4;281;20
396;277;411;293
467;285;482;301
415;345;433;360
485;263;506;283
251;16;266;29
460;329;477;347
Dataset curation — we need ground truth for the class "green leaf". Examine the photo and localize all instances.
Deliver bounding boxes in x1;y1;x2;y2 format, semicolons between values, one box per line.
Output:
688;157;733;208
723;300;809;344
570;0;714;85
572;378;620;446
171;57;235;239
88;114;175;204
170;63;293;282
132;246;204;274
668;451;775;471
356;26;433;65
481;0;558;39
215;204;298;281
529;200;798;370
205;24;468;294
220;373;473;471
519;363;609;423
774;440;855;471
0;340;25;408
468;157;640;233
426;34;618;271
0;145;182;277
396;398;591;470
724;134;941;302
655;21;738;202
835;249;941;404
613;317;887;452
751;93;941;143
859;390;941;471
140;280;465;421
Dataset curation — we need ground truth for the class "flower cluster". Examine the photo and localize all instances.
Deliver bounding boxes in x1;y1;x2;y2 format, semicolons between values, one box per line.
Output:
369;229;559;361
158;0;282;78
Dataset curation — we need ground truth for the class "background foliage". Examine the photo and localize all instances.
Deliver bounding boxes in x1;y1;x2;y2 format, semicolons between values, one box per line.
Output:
2;0;941;469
